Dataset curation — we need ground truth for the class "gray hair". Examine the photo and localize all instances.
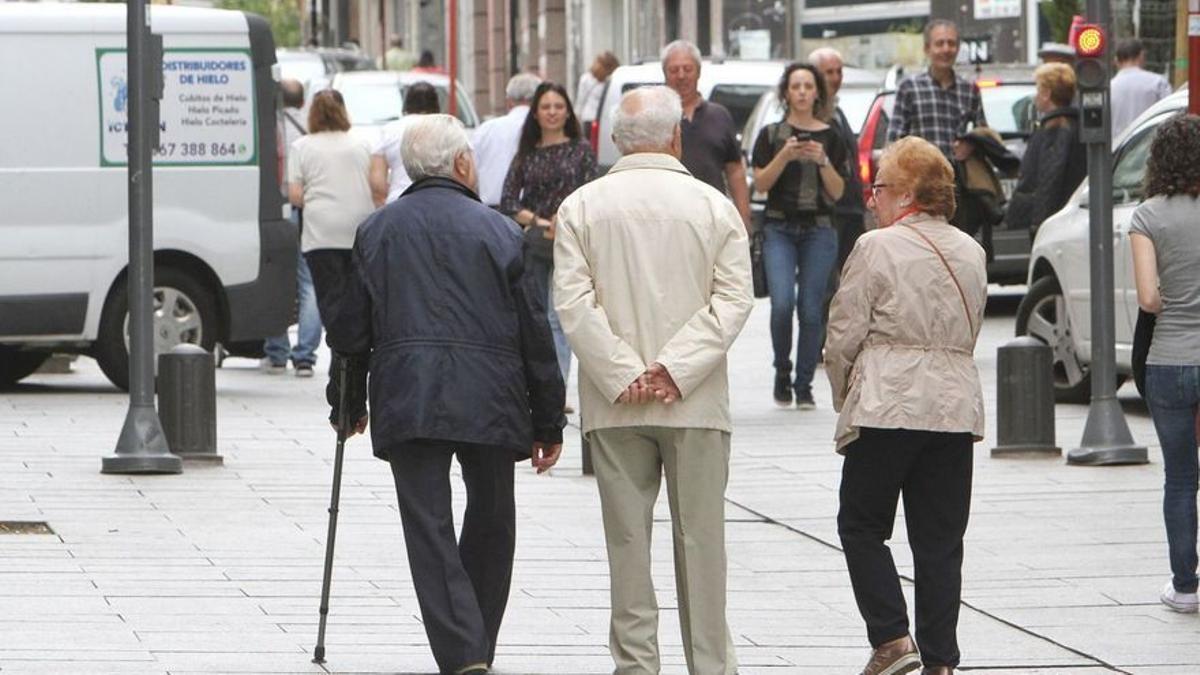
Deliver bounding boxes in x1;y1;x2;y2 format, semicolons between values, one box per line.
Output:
401;114;472;181
807;47;843;68
612;86;682;155
660;40;702;70
505;73;542;103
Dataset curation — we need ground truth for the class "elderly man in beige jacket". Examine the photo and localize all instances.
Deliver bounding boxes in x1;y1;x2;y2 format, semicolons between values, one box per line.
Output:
554;86;754;675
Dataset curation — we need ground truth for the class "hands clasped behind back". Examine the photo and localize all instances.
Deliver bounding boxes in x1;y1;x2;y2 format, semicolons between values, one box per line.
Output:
616;362;682;405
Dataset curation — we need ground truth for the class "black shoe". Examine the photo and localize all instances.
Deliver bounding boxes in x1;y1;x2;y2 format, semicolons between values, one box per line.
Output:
796;391;816;410
773;373;793;407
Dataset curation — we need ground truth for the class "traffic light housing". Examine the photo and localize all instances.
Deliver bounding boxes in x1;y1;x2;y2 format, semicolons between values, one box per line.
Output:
1073;23;1109;143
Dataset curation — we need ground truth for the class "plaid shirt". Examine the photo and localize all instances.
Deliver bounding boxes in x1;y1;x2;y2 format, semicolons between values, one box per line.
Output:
887;70;986;156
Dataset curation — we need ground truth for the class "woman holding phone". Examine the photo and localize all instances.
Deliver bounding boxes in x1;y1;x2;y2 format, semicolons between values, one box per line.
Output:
751;61;848;410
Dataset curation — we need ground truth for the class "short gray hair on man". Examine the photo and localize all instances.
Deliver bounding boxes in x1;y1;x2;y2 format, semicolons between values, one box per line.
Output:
612;86;682;155
660;40;702;69
807;46;843;68
401;114;472;181
505;73;542;103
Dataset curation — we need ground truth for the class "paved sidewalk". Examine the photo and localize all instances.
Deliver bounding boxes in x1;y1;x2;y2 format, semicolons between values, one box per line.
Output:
1;292;1196;674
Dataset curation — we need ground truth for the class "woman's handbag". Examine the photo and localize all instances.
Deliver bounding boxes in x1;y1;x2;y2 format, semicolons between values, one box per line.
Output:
1132;309;1156;398
750;228;769;299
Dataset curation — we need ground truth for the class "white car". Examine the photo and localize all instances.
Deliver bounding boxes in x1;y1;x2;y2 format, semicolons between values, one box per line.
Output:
1016;89;1188;402
592;60;809;171
331;70;479;148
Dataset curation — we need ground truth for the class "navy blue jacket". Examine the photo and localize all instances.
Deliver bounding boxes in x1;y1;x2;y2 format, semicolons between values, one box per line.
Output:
325;177;565;460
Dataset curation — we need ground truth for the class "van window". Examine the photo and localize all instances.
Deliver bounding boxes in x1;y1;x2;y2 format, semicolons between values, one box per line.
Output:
710;84;771;134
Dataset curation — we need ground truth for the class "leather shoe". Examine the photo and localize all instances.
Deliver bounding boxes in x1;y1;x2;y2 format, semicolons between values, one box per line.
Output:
860;634;920;675
921;669;953;675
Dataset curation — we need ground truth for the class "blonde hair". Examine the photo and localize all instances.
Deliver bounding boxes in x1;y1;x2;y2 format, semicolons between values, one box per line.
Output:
1035;63;1076;108
879;137;956;219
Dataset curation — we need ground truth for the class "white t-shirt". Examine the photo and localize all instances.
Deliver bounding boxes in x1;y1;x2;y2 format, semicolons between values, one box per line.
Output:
575;71;605;122
471;105;528;206
288;131;375;253
373;117;415;203
1110;66;1173;141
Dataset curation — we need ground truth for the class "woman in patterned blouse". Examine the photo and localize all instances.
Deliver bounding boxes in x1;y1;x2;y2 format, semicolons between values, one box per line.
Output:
501;82;598;407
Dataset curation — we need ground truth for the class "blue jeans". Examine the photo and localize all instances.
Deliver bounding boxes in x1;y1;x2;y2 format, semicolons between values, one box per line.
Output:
264;249;322;367
763;219;837;398
1145;365;1200;593
529;256;571;385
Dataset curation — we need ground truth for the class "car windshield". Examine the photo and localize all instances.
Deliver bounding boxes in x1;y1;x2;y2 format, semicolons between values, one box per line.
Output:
980;84;1036;136
340;83;405;125
338;81;475;127
276;54;326;84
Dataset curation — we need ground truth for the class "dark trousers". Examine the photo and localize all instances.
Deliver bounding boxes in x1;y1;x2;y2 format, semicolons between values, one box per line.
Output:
303;249;353;333
388;441;517;674
837;427;973;667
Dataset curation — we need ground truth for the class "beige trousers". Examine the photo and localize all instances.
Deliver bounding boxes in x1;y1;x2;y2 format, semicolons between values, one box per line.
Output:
589;426;737;675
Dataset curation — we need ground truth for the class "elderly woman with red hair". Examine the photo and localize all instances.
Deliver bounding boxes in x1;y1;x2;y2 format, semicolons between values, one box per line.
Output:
826;136;987;675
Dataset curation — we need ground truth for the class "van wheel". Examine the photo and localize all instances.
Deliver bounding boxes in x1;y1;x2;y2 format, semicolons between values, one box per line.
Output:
95;267;219;391
1015;275;1093;403
0;347;50;389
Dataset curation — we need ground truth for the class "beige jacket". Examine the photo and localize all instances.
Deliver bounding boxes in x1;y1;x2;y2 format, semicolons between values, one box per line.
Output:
554;153;754;433
826;213;987;452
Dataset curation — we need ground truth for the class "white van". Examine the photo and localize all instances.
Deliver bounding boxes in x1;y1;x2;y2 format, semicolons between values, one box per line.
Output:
0;3;296;389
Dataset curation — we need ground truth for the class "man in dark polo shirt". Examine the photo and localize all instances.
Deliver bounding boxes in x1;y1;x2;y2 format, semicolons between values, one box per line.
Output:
662;40;751;232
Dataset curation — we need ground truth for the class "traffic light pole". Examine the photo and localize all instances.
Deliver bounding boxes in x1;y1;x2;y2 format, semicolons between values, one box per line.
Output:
1067;0;1146;466
102;0;181;475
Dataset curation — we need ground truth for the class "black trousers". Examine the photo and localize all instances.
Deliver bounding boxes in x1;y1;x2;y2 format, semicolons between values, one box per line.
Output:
837;427;973;667
388;440;516;674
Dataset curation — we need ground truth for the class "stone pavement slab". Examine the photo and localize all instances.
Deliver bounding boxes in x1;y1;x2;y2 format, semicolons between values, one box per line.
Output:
1;291;1197;674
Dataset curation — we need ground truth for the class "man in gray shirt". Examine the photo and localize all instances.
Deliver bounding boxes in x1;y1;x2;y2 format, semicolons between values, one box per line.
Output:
1110;39;1172;141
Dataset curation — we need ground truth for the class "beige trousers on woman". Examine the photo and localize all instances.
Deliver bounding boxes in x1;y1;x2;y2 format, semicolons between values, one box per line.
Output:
589;426;737;675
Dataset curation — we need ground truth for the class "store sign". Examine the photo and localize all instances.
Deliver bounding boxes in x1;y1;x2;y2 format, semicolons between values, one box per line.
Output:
960;36;994;65
97;49;257;167
975;0;1021;20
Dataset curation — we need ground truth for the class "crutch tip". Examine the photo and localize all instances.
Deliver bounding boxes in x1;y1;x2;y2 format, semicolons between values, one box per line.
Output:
312;647;326;664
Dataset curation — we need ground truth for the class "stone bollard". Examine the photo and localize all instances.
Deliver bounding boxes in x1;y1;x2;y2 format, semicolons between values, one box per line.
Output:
992;336;1061;457
157;344;222;464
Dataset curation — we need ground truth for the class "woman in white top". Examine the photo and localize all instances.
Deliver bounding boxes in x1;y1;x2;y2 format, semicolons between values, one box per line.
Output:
368;81;440;205
287;89;375;326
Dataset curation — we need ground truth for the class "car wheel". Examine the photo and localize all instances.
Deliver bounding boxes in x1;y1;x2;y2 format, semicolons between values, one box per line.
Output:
95;267;219;391
1015;275;1092;403
0;347;50;389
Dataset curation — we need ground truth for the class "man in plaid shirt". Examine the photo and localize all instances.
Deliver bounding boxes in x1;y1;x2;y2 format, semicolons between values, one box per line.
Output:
887;19;987;157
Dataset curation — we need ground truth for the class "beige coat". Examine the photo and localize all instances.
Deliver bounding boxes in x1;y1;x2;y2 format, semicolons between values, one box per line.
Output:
826;212;987;452
554;153;754;433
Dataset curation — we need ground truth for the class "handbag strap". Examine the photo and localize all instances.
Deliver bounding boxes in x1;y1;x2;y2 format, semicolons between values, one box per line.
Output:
899;222;975;335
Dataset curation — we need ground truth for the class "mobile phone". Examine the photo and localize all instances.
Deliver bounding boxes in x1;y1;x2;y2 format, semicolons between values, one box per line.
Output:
791;129;812;142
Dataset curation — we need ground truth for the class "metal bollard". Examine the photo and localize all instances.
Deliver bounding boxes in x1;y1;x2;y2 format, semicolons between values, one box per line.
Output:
157;344;223;464
992;336;1061;457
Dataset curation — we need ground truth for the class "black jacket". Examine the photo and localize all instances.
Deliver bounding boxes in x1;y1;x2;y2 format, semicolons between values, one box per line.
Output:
1007;107;1087;234
325;177;566;460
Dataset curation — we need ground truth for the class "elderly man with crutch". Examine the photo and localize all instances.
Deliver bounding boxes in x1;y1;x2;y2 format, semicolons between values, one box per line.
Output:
312;114;566;675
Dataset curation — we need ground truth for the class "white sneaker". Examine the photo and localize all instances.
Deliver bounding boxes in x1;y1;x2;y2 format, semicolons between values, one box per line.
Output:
1160;580;1199;613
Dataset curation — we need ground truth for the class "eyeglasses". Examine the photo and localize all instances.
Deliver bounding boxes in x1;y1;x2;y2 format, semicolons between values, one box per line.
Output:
870;182;892;199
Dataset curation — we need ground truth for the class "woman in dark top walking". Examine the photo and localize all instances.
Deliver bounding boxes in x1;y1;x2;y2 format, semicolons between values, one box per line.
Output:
501;81;598;405
751;62;848;410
